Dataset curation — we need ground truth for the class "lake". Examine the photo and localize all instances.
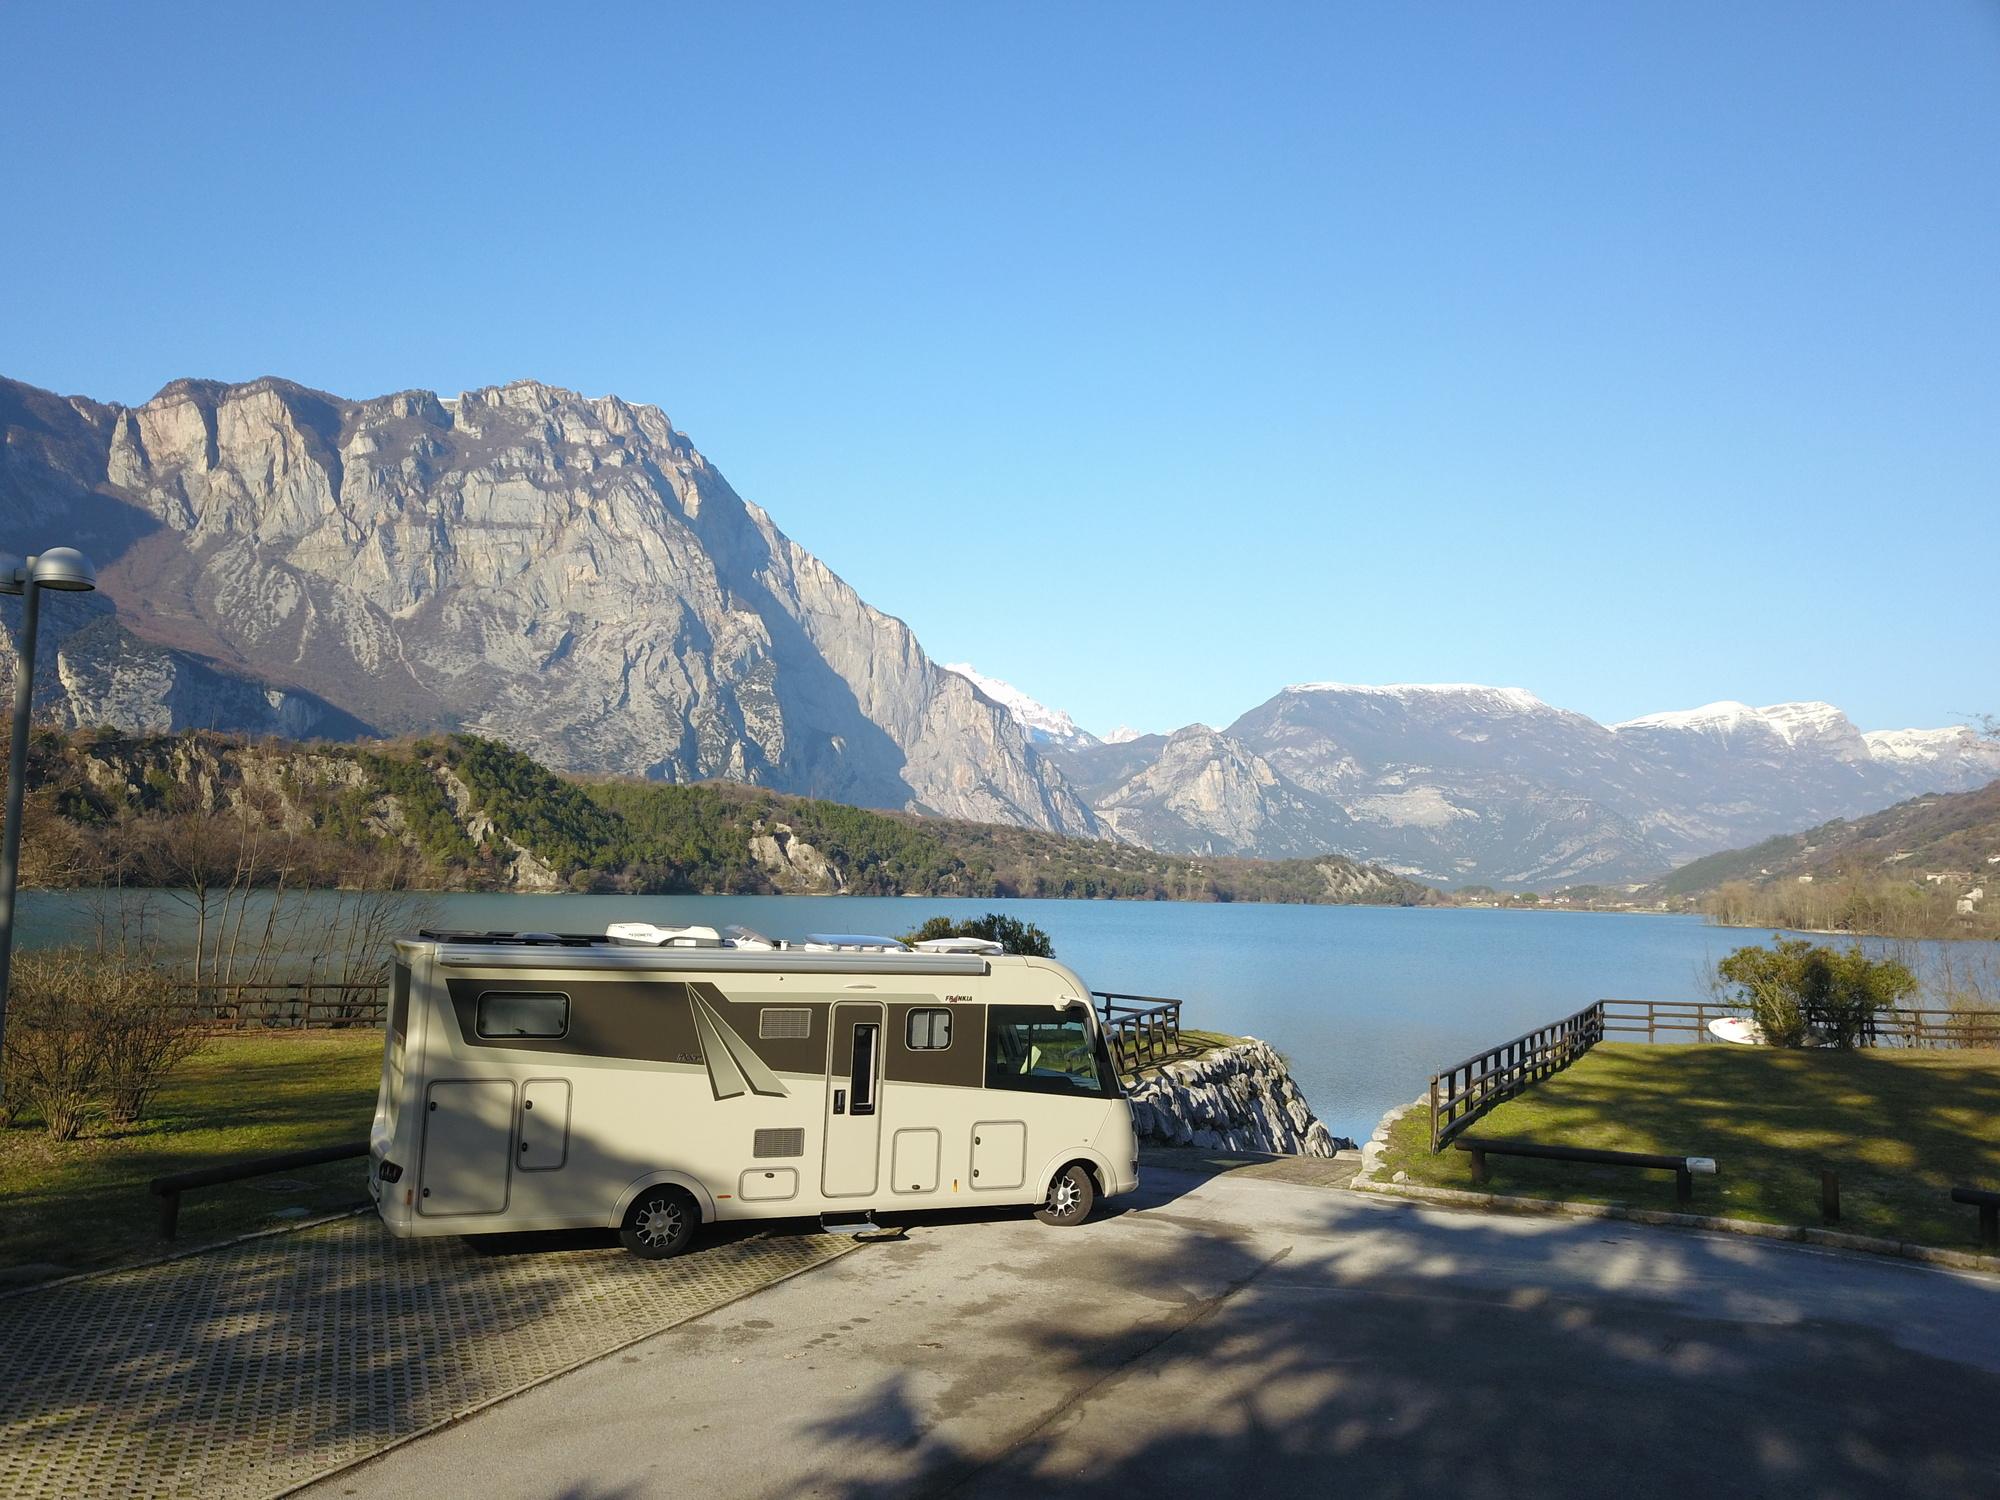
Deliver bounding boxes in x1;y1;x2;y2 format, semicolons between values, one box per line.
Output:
13;891;1973;1140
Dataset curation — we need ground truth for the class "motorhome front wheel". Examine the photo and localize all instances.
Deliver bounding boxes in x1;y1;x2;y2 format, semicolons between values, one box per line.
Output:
620;1186;699;1260
1034;1163;1097;1226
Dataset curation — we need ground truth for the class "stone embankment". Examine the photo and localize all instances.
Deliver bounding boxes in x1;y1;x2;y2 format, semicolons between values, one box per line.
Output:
1125;1039;1350;1157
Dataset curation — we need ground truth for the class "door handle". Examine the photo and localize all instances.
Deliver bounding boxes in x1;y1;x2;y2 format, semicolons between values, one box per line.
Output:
833;1088;847;1115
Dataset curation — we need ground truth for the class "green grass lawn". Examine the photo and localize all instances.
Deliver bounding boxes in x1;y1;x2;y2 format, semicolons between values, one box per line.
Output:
2;1032;382;1278
1377;1044;2000;1253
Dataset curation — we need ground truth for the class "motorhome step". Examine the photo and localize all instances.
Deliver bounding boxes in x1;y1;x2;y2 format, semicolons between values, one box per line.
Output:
819;1212;903;1241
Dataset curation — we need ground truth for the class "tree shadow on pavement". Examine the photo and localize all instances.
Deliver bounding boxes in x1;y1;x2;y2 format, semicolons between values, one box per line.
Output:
796;1194;2000;1500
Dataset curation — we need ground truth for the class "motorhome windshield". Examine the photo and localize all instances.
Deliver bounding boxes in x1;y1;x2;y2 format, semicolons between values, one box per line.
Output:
986;1006;1117;1098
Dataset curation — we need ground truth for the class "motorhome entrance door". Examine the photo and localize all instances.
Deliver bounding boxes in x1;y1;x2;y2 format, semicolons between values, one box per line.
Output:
822;1002;884;1198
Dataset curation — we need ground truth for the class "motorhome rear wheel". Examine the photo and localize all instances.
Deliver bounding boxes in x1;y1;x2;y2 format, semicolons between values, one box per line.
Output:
620;1185;698;1259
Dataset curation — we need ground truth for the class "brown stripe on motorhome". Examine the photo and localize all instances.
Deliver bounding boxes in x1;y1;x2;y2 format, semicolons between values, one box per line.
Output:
688;984;826;1075
884;1002;986;1089
445;978;708;1064
444;977;836;1074
443;978;989;1089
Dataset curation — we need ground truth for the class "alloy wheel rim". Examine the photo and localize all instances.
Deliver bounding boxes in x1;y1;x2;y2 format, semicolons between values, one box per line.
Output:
637;1199;684;1245
1050;1176;1080;1217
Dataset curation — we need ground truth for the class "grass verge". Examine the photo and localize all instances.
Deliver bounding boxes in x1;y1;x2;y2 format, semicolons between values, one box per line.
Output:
2;1032;382;1279
1376;1044;2000;1253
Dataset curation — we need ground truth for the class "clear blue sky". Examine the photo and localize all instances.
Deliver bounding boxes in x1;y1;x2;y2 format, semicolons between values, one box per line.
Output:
5;3;1996;736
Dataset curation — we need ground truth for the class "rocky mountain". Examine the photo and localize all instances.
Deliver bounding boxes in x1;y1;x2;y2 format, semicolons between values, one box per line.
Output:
943;663;1099;748
0;374;1097;834
1051;684;2000;887
1084;724;1347;858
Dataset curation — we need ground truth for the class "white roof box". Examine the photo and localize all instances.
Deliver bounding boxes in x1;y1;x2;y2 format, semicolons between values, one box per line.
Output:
606;922;725;948
912;936;1005;955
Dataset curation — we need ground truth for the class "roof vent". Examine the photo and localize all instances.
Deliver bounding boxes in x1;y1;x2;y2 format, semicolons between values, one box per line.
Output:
606;922;725;948
802;933;910;952
912;937;1005;955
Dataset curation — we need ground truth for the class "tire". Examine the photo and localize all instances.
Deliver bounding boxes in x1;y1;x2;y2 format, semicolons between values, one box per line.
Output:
1034;1163;1097;1226
619;1185;699;1260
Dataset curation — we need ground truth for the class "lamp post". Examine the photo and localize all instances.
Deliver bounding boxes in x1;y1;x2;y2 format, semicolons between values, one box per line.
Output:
0;547;98;1094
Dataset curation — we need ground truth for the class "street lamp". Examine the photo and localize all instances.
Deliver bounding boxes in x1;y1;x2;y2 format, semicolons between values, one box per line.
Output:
0;547;98;1095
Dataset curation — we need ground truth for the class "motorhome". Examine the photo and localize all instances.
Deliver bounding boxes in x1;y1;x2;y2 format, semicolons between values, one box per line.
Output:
368;924;1138;1257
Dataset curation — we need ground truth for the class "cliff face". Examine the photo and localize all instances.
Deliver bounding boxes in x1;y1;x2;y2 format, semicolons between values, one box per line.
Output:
1125;1040;1343;1157
0;375;1096;834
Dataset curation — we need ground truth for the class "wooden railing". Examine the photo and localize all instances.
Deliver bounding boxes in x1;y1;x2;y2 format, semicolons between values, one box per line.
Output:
1600;997;1740;1044
1428;1002;1604;1152
1093;991;1185;1078
165;982;387;1031
1602;998;2000;1049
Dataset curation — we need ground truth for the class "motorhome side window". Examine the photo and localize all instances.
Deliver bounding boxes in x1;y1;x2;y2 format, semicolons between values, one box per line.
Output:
475;991;570;1039
906;1009;952;1050
986;1006;1108;1096
389;962;411;1040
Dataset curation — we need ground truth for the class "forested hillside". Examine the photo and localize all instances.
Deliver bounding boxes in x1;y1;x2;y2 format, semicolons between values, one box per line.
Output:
13;726;1438;907
1644;778;2000;939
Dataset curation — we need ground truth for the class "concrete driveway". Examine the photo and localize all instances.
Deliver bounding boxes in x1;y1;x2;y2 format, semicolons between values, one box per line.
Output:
308;1161;2000;1499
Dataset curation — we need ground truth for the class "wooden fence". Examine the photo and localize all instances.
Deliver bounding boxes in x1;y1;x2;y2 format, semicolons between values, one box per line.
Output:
166;982;387;1031
1093;991;1185;1078
1601;998;2000;1049
1428;1002;1604;1151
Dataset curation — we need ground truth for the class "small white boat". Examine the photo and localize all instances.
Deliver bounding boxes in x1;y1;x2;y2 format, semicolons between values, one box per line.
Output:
1708;1016;1764;1046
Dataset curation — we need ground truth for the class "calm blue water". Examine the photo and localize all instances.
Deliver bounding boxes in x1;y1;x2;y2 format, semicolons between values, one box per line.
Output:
18;890;1791;1139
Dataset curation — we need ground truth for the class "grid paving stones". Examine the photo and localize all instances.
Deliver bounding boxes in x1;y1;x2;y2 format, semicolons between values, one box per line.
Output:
0;1213;858;1500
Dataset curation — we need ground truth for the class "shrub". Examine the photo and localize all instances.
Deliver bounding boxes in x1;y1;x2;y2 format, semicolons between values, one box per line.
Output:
2;949;201;1136
99;964;204;1124
1716;938;1917;1049
3;950;113;1138
900;912;1055;957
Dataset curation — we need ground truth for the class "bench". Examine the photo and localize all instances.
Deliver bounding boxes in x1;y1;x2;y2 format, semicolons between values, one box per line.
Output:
1455;1135;1717;1206
1951;1186;2000;1250
149;1140;370;1239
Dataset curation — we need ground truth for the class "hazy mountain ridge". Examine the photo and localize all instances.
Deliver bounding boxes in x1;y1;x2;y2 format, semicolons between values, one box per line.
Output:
0;373;1096;835
1054;683;2000;886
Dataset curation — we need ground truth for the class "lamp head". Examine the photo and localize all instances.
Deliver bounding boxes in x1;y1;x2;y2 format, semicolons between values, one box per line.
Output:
0;553;22;597
26;547;97;592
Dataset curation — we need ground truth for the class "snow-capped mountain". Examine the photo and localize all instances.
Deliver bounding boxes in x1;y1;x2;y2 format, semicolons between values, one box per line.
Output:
1101;726;1145;745
1862;724;2000;775
1048;683;2000;887
944;664;1100;749
1613;700;1869;760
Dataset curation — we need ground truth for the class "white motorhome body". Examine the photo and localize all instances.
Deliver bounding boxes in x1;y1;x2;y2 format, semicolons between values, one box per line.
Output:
369;929;1138;1253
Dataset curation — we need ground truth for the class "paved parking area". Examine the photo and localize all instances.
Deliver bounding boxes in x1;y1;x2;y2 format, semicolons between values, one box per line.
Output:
10;1159;1999;1500
311;1162;2000;1500
0;1213;855;1500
